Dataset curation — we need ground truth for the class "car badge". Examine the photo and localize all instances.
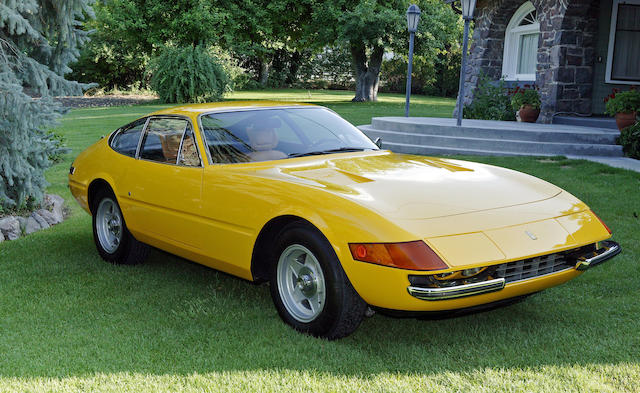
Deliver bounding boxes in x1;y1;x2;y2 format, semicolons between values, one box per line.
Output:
525;230;537;240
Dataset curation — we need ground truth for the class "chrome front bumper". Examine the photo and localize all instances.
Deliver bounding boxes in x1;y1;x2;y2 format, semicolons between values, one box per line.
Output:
407;241;621;301
574;240;621;271
407;278;506;301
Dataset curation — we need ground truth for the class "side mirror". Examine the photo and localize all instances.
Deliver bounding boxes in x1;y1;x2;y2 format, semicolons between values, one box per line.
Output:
374;137;383;148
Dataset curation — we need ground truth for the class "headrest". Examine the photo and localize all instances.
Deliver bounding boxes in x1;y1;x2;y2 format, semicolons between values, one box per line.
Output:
247;127;278;151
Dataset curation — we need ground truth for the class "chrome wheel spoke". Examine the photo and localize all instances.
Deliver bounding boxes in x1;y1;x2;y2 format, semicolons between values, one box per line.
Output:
291;287;306;303
288;263;300;279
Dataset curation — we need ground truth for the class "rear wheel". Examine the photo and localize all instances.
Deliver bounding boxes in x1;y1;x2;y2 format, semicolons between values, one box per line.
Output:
269;223;367;339
92;188;149;265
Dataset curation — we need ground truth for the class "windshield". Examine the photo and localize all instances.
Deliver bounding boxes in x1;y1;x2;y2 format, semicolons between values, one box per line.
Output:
200;107;378;163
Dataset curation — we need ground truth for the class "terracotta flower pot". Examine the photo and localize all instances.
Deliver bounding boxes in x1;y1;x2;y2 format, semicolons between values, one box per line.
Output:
615;111;638;131
518;105;540;123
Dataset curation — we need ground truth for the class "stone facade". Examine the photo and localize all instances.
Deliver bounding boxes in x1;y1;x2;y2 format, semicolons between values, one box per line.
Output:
457;0;600;123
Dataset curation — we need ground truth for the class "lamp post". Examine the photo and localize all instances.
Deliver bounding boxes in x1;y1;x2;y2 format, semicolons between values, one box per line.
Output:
456;0;477;126
404;4;421;117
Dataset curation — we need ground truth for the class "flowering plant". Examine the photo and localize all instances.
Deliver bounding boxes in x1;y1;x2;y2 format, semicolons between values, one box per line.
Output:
604;87;640;116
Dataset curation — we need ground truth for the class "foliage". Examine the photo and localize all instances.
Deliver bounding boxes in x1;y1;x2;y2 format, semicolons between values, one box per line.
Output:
46;131;70;163
0;0;93;211
69;0;230;90
71;0;462;100
464;75;515;121
150;46;229;104
209;47;251;91
68;38;150;90
307;0;462;101
510;87;541;111
297;46;354;90
380;48;462;97
618;122;640;159
604;88;640;116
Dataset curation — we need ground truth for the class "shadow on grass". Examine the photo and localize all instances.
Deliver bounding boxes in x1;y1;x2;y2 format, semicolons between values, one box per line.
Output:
0;212;637;379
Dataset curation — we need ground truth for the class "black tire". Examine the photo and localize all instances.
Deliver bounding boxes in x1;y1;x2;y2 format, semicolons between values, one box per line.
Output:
269;222;367;339
92;187;149;265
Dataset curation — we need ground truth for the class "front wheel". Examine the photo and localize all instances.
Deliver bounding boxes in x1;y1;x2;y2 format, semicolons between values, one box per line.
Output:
92;188;149;265
269;223;367;339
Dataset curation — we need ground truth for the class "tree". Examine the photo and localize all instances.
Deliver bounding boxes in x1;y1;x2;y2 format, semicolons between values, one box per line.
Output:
73;0;317;89
70;0;230;89
0;0;94;211
310;0;461;101
216;0;317;85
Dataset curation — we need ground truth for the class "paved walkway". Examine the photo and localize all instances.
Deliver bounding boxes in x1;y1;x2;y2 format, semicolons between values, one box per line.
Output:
567;156;640;173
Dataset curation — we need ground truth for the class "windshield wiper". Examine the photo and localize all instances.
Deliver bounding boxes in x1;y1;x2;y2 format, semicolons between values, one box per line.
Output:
288;147;368;158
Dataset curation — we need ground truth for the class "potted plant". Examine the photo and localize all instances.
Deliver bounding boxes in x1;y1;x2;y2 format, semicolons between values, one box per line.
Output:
511;87;541;123
604;88;640;131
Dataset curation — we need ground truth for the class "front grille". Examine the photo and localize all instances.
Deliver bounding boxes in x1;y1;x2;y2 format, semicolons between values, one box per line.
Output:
493;252;572;283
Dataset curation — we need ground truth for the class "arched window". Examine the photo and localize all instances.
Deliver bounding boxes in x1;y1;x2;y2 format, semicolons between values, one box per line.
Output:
502;2;540;81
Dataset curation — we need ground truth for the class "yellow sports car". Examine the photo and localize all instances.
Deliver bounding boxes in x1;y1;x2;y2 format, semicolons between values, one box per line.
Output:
68;102;620;339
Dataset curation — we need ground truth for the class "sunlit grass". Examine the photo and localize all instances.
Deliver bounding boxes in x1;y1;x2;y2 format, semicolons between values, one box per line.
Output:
1;90;639;392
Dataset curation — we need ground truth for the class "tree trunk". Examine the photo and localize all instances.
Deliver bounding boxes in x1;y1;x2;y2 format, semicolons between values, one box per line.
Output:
259;59;271;85
350;42;384;102
286;51;303;85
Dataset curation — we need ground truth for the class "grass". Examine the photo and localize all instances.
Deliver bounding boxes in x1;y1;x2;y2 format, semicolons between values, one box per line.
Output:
1;89;639;392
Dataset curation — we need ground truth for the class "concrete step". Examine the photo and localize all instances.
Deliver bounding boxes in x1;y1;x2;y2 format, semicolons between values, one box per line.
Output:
381;140;550;157
553;115;618;130
369;118;619;144
360;126;624;157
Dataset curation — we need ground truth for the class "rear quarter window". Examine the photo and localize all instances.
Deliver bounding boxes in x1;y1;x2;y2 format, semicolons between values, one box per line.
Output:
110;118;146;157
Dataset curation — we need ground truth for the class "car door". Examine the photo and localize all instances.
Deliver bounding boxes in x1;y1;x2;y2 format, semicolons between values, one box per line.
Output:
119;116;205;250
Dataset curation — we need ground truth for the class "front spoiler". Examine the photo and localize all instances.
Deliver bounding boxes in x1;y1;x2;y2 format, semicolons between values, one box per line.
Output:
408;241;621;302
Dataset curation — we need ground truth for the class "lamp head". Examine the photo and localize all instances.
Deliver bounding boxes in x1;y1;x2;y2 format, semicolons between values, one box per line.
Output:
461;0;477;19
406;4;421;33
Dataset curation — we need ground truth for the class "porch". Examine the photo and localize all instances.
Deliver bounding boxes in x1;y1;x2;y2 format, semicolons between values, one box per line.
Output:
359;117;640;172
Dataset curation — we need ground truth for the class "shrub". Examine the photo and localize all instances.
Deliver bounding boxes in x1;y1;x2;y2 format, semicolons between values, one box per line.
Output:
604;88;640;116
618;122;640;159
379;49;461;98
69;42;150;91
511;87;541;111
463;75;515;121
150;46;229;104
46;131;70;163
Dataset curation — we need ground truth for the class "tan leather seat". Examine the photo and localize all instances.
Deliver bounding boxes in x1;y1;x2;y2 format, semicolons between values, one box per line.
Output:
246;120;287;162
159;132;182;163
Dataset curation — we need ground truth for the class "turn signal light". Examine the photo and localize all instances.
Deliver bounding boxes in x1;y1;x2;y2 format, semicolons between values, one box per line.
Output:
592;211;612;234
348;241;448;271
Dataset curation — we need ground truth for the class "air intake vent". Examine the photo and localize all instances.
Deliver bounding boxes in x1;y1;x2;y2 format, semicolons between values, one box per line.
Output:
493;252;572;283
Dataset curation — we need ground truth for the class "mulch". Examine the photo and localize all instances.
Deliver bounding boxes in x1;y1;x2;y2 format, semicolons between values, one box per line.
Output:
54;94;158;108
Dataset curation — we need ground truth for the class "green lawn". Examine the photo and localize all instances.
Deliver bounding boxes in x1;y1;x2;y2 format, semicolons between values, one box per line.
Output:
1;90;639;392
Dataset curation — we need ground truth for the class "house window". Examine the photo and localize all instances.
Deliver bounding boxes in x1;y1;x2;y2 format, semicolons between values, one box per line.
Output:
502;2;540;81
606;0;640;84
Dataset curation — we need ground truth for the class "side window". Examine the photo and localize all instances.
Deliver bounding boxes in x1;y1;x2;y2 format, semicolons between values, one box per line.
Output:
140;117;198;165
178;129;201;167
110;118;146;157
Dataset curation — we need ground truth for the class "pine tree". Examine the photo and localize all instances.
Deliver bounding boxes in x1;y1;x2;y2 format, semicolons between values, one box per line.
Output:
0;0;94;211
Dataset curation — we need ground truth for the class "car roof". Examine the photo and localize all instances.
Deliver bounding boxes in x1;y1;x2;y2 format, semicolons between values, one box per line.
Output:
149;101;317;117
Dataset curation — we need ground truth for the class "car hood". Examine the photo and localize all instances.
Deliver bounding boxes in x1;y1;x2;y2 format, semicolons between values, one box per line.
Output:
255;151;562;220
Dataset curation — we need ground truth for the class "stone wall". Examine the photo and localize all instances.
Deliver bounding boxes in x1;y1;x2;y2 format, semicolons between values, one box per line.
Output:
0;194;66;243
456;0;601;123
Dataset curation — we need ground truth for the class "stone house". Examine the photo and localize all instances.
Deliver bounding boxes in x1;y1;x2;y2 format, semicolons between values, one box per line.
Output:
459;0;639;123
